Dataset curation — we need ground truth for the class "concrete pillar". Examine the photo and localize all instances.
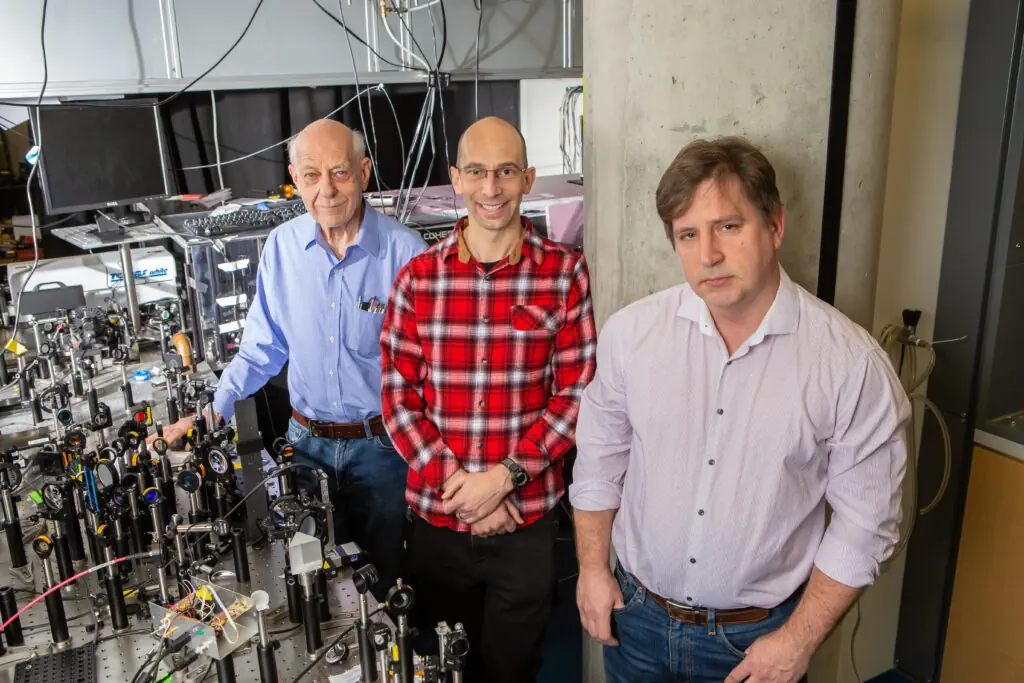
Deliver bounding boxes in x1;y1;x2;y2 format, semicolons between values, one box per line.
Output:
581;1;901;681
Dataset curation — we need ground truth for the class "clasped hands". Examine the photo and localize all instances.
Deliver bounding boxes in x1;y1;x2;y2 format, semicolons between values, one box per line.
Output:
442;465;523;537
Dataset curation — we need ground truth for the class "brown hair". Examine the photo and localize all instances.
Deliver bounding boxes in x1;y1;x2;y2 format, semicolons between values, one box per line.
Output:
655;137;782;241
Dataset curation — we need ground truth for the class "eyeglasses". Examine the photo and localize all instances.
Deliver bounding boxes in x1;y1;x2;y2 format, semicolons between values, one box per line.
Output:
456;165;528;184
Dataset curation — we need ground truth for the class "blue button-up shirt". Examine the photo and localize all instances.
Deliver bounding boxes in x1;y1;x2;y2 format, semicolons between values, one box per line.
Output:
213;205;427;423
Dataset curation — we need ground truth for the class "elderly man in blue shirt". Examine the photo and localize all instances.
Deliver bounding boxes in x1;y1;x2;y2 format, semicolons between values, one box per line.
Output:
156;118;426;591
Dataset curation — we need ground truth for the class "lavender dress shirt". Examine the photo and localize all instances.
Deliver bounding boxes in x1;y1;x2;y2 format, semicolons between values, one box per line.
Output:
569;270;911;609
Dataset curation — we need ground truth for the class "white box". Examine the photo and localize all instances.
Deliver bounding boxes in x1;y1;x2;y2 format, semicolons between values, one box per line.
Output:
7;246;178;315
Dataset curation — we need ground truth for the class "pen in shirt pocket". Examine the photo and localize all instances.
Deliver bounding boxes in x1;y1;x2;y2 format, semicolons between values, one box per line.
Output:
357;296;387;314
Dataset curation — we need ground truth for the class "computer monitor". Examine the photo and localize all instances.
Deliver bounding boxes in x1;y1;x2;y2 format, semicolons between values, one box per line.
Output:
31;100;171;215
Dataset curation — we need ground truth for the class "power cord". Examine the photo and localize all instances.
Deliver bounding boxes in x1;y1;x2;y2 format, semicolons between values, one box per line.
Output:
847;320;956;683
10;0;50;345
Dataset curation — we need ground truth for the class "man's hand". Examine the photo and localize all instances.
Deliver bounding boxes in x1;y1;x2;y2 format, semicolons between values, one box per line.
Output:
146;415;195;446
576;565;624;646
724;625;813;683
442;466;513;523
470;499;524;537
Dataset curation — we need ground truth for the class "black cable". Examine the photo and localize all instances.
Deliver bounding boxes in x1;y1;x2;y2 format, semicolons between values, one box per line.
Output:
437;0;448;70
157;0;265;108
385;0;434;73
475;0;483;119
288;624;356;683
336;1;387;197
0;0;265;111
310;0;427;73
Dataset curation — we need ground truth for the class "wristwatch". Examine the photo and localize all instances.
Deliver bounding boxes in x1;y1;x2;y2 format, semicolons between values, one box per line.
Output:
501;457;530;489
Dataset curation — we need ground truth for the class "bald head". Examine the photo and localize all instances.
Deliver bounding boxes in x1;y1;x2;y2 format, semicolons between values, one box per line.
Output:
288;118;372;232
288;119;366;167
456;117;528;168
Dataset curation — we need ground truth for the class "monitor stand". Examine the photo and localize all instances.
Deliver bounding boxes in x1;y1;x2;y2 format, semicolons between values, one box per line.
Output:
92;209;145;334
95;207;146;234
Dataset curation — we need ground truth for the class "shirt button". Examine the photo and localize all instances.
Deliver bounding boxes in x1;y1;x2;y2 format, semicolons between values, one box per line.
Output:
483;316;489;323
708;459;715;466
698;509;705;516
689;558;696;564
330;336;335;342
329;371;334;376
686;596;693;603
716;408;724;415
331;303;336;309
477;400;485;407
332;402;338;407
481;358;487;364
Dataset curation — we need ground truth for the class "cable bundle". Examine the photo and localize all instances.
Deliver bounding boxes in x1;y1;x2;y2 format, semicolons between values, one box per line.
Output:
559;85;583;174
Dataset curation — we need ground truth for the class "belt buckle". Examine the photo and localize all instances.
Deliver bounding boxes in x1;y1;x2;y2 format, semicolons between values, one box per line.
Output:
307;419;320;438
666;599;701;623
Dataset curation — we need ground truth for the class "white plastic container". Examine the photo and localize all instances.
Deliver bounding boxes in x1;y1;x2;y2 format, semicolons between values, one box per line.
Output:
130;369;154;404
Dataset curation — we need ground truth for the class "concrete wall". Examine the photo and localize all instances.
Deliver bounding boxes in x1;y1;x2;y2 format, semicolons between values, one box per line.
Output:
580;0;913;681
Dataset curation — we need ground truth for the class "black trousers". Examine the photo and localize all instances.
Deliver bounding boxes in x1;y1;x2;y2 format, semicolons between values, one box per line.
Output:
408;509;559;683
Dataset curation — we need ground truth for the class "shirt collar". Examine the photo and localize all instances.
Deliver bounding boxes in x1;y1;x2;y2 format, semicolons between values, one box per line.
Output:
303;201;382;258
677;267;800;341
440;216;544;266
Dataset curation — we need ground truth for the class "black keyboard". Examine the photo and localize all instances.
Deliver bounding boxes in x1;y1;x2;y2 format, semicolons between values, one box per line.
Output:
182;201;308;236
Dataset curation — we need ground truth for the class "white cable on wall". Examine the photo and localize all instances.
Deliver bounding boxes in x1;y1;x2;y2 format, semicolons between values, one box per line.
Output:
380;2;430;71
211;90;225;190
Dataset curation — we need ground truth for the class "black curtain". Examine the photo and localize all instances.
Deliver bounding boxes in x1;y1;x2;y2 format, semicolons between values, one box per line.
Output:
158;80;520;197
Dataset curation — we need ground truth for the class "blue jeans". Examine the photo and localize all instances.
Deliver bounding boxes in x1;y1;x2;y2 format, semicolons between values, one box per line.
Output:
604;562;804;683
287;417;409;598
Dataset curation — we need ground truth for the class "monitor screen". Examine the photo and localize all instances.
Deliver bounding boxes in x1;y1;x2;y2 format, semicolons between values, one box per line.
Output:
33;101;170;215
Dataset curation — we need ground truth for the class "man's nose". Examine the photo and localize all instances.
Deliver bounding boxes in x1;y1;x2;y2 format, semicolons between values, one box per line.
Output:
700;232;724;268
320;174;338;198
480;173;502;197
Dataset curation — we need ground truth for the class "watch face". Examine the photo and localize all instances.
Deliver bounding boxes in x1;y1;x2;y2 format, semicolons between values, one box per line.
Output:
208;449;230;475
42;482;64;511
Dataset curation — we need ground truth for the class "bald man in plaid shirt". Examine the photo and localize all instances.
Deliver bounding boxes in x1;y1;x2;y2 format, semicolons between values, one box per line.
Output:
381;117;596;683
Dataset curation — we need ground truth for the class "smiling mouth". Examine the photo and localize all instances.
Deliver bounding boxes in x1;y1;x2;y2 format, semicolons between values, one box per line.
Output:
477;200;509;214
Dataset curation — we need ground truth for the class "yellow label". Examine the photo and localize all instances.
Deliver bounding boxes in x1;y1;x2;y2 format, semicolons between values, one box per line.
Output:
5;338;27;355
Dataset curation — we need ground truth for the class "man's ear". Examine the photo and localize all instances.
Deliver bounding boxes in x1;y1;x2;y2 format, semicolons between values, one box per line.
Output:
771;207;785;248
451;166;464;195
360;157;372;191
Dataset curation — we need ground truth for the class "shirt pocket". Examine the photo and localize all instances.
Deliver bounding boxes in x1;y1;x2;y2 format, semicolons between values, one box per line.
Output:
345;308;387;357
511;304;562;336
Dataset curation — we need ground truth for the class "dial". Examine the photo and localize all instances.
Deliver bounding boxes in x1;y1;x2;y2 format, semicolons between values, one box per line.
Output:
63;430;87;453
177;469;202;493
93;460;118;493
208;448;230;475
109;487;128;508
42;482;64;511
32;535;53;558
142;486;162;505
0;463;23;490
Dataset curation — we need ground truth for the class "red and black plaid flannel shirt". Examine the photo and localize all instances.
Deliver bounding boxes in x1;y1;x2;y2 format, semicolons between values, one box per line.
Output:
380;218;597;531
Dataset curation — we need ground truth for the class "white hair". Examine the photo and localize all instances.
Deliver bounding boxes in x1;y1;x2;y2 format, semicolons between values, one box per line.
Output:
287;126;366;166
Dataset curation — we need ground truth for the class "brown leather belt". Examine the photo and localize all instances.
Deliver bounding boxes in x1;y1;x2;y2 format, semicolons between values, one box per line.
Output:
634;574;772;626
291;410;387;440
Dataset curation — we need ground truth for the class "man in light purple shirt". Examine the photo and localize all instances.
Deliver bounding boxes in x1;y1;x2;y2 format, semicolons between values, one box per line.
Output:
569;137;910;683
